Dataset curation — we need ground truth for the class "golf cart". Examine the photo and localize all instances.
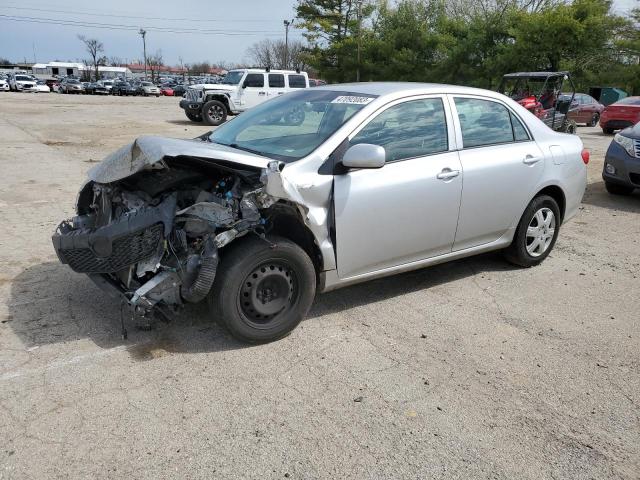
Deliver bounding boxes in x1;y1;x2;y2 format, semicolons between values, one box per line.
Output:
498;71;577;134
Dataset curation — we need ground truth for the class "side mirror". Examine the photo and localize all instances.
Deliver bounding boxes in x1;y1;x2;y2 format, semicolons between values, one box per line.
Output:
242;81;248;89
342;143;386;169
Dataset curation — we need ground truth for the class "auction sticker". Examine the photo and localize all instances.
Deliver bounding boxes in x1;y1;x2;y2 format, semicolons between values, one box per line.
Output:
331;96;375;105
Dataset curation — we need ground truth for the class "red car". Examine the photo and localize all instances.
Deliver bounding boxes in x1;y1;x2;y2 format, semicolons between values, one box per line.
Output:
566;93;605;127
160;86;174;96
600;96;640;134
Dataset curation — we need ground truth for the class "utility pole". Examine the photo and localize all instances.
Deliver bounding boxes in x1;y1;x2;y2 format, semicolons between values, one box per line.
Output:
139;28;147;79
283;19;291;69
356;0;363;82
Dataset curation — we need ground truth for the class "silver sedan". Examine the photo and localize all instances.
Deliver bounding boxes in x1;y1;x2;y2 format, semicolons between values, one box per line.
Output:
53;83;588;343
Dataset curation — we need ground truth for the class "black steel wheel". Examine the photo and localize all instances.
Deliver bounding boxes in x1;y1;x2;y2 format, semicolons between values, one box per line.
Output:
202;100;228;126
209;235;316;343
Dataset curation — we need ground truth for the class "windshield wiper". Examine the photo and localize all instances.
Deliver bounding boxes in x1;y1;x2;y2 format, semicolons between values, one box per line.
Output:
210;141;265;156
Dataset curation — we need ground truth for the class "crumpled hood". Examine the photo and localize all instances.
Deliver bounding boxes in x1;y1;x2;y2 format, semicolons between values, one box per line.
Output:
88;135;273;183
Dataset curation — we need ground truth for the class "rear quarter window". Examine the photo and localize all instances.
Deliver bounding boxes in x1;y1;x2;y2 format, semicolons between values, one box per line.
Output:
288;75;306;88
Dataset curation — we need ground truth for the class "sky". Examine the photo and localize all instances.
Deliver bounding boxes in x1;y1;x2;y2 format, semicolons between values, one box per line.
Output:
0;0;638;67
0;0;303;66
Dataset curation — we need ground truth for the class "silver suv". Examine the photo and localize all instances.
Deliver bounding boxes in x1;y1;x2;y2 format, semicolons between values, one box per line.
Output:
53;83;587;343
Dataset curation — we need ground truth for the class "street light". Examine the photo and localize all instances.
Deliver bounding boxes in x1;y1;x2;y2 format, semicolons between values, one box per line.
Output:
284;19;292;70
139;28;147;79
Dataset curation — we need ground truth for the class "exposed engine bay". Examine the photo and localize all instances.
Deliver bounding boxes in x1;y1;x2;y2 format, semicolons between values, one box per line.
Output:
52;155;281;330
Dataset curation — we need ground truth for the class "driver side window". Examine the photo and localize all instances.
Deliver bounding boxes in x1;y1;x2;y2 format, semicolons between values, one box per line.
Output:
350;98;448;162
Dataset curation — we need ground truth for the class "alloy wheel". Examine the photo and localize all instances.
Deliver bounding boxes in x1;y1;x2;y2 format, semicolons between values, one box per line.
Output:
526;208;556;257
208;104;225;123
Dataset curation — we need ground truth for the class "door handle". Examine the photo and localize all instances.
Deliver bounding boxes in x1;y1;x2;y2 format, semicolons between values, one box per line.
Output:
523;155;542;165
436;168;460;180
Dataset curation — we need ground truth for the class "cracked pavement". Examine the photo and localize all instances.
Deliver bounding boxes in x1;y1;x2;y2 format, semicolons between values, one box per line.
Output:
0;94;638;479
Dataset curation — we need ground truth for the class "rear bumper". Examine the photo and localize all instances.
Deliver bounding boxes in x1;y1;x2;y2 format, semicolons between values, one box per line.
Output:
600;118;635;130
602;141;640;188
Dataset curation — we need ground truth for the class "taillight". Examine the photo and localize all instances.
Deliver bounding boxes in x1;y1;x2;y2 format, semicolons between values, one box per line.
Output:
581;149;590;165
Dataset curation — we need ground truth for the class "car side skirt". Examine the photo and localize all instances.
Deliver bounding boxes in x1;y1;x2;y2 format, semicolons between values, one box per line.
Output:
318;228;515;293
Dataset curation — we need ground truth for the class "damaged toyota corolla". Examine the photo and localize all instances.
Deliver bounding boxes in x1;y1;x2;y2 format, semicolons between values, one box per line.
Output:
52;83;587;343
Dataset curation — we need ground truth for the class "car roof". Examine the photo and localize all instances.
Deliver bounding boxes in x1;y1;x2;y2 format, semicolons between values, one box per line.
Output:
314;82;507;99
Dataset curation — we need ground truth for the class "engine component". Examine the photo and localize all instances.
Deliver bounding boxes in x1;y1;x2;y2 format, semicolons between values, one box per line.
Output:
180;237;219;303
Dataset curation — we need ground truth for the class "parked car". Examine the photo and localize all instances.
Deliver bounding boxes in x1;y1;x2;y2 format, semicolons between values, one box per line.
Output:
111;81;138;96
172;84;187;97
160;85;174;96
180;68;310;125
599;97;640;134
309;79;327;87
59;78;84;94
85;82;109;95
98;80;114;93
9;74;37;92
0;79;9;91
52;83;588;343
137;81;161;97
45;79;59;92
602;122;640;195
34;80;51;93
564;93;604;127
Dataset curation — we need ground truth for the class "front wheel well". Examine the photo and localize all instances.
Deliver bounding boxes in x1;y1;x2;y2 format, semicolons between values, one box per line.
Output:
203;94;231;113
534;185;566;223
264;204;323;274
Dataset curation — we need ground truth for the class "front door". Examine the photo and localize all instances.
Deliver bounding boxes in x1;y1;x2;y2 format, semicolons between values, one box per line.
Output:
334;96;463;279
450;95;545;251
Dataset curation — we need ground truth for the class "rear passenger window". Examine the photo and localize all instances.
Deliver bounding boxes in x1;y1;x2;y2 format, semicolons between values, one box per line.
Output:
244;74;264;88
288;75;306;88
454;97;515;148
268;74;284;88
510;112;530;142
350;98;448;162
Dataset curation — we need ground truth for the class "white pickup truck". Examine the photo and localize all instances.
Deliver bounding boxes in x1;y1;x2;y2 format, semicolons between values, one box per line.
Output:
179;68;310;125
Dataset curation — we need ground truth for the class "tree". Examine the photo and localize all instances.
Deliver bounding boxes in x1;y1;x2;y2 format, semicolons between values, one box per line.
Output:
147;50;163;82
78;35;104;80
247;39;308;70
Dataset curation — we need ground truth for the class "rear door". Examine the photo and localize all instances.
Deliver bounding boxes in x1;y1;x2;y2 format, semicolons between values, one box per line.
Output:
267;73;286;98
450;95;545;251
333;95;463;278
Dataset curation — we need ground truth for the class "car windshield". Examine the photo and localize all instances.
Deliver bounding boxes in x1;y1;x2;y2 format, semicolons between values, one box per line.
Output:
615;97;640;106
67;79;80;84
141;82;152;86
208;89;377;162
220;71;244;85
15;75;32;81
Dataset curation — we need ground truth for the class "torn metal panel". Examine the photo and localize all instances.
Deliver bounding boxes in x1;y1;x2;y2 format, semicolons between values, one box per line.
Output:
88;136;271;183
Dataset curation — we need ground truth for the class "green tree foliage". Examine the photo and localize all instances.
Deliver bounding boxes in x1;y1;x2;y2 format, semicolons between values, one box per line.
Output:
296;0;640;93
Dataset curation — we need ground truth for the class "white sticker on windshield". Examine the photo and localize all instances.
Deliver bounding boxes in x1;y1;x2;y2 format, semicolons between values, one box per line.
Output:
331;96;374;105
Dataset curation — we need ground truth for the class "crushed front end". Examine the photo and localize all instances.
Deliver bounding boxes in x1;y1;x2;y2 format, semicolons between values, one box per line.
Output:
52;149;276;330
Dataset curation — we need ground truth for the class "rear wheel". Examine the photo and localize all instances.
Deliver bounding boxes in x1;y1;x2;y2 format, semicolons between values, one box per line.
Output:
504;195;561;268
588;113;599;127
605;181;634;196
209;235;316;343
202;100;227;126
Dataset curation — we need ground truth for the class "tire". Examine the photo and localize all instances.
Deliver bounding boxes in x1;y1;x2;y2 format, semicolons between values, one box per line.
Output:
605;181;634;195
202;100;228;126
588;113;599;127
209;235;316;343
185;111;203;123
563;119;577;134
504;195;561;268
603;127;614;135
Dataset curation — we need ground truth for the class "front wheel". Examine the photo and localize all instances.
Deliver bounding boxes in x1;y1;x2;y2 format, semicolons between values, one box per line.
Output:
588;113;600;127
504;195;561;268
209;235;316;343
202;100;228;126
